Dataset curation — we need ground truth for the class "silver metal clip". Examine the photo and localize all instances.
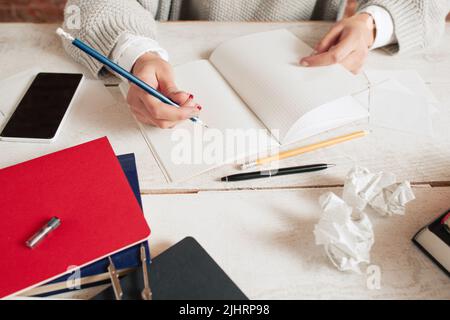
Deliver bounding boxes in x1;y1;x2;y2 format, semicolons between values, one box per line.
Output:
140;244;152;300
108;257;123;300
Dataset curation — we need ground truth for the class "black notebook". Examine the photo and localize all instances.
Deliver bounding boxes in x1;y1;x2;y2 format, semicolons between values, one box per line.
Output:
93;237;248;300
412;210;450;277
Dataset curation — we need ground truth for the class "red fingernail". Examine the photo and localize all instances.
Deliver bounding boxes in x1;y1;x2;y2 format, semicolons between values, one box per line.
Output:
197;105;202;111
189;94;194;100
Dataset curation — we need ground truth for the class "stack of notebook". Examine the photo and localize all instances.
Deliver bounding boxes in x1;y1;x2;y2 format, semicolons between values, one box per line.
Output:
0;138;151;299
21;153;149;297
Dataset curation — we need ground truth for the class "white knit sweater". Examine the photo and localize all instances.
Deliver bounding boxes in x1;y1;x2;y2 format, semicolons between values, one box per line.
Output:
63;0;449;76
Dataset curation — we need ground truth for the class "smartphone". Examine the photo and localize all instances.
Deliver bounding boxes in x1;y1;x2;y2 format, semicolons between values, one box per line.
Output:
0;72;84;143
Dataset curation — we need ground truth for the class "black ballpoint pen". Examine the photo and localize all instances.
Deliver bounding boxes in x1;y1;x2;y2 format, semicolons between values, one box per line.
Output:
221;164;335;182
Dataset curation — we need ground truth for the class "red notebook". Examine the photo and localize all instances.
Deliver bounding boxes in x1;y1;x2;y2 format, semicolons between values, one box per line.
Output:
0;137;151;298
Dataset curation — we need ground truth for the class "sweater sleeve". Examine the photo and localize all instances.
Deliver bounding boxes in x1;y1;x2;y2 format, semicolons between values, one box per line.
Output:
62;0;159;77
358;0;450;54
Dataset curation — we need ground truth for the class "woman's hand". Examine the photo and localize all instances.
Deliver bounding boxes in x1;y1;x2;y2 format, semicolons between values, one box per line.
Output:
127;52;201;128
300;13;376;74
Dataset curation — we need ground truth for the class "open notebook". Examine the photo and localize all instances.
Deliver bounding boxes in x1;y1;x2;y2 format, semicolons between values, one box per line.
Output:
120;29;368;182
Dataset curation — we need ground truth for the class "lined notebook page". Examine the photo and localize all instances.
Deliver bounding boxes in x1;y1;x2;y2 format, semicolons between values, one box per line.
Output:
210;29;367;141
132;60;276;182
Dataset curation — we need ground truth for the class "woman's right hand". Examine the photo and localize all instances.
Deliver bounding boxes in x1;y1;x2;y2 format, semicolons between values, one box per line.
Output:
127;52;202;129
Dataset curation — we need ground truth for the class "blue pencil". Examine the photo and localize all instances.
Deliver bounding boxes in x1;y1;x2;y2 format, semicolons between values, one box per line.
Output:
56;28;207;128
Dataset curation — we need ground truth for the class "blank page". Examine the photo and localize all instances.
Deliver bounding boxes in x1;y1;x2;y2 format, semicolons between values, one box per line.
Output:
131;60;277;183
283;96;369;145
210;29;367;141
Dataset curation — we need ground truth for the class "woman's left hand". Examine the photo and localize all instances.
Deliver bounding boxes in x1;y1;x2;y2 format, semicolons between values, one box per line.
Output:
300;13;376;74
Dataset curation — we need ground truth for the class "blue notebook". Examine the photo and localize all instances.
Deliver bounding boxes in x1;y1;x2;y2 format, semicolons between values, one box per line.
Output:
30;154;149;297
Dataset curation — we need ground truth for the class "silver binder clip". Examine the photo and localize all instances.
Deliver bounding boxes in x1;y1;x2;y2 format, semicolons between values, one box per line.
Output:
140;244;152;300
108;257;123;300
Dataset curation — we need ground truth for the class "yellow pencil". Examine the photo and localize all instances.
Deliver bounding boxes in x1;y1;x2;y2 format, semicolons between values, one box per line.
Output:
241;130;369;170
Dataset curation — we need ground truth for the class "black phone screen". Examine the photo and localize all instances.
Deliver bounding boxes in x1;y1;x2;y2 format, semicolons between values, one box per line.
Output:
0;73;83;140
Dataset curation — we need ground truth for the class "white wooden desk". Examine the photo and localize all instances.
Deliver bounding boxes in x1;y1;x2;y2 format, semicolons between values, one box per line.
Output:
1;22;449;299
142;186;450;299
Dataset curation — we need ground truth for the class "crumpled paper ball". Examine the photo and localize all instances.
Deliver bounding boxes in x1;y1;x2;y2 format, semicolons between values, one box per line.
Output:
342;166;415;216
314;192;374;273
314;167;416;273
369;181;416;216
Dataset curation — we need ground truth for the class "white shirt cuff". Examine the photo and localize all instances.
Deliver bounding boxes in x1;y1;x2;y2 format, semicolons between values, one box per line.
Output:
110;33;169;78
358;5;397;50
